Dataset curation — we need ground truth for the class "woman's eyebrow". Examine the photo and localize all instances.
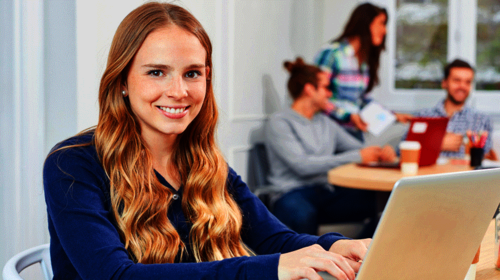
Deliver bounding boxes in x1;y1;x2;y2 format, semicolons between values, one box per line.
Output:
185;64;206;70
142;63;205;70
142;64;172;70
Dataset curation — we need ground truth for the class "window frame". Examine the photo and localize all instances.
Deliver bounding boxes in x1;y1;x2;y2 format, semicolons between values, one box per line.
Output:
370;0;500;115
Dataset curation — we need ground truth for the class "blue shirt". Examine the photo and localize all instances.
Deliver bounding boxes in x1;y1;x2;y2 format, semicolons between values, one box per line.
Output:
43;132;347;280
403;99;492;158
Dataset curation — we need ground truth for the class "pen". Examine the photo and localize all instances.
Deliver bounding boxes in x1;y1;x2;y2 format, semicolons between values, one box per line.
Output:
479;131;488;148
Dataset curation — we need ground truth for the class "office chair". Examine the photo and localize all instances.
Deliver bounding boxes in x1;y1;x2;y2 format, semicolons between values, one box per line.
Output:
2;243;53;280
248;143;365;237
248;143;284;209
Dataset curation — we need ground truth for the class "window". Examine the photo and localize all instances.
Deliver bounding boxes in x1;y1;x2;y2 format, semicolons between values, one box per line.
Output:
476;0;500;90
395;0;448;89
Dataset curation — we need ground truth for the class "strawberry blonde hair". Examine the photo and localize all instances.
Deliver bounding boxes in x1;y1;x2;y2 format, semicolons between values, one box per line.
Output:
94;2;249;263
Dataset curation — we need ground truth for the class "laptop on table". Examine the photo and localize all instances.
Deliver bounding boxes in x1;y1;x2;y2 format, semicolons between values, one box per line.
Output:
320;167;500;280
359;117;449;168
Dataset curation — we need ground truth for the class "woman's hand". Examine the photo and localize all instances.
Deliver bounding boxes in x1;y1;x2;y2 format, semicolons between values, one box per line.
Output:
278;244;356;280
329;239;372;272
350;114;368;131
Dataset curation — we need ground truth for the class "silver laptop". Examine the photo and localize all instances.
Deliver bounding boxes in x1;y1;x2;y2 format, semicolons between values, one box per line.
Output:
320;168;500;280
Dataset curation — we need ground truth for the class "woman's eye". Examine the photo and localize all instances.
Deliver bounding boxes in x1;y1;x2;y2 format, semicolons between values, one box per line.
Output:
185;71;201;79
148;70;164;77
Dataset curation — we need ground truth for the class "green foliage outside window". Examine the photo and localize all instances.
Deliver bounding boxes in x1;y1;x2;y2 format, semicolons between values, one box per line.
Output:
476;0;500;90
395;0;448;89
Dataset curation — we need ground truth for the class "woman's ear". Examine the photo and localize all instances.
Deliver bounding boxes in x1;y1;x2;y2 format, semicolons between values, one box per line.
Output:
122;81;128;91
121;83;128;97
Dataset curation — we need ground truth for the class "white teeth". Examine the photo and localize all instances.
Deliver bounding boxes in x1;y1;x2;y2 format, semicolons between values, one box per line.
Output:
159;106;186;114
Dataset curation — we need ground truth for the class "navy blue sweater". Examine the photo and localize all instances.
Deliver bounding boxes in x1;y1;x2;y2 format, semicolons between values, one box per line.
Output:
43;132;347;279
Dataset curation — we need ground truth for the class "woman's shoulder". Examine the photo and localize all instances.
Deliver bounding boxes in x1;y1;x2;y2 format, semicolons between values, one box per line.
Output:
322;40;350;53
316;41;341;57
43;130;108;194
45;130;99;169
227;166;241;186
51;129;95;149
314;41;350;68
226;166;250;193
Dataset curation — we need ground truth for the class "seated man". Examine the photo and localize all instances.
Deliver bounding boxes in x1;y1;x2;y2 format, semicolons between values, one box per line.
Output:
403;59;493;159
264;57;396;237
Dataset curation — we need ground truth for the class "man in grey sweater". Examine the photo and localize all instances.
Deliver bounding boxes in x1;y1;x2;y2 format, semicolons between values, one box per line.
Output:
265;58;395;236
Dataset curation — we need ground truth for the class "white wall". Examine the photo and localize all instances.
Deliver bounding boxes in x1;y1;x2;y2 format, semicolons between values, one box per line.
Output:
220;0;318;180
0;0;48;276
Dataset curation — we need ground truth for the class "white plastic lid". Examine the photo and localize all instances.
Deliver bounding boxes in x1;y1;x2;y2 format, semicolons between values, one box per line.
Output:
399;140;421;150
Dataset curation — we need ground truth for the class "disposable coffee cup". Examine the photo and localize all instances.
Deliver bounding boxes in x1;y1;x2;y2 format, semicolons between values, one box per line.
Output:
399;141;421;175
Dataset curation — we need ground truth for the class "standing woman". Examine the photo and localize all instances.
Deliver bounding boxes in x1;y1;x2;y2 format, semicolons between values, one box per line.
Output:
314;3;410;141
43;2;369;280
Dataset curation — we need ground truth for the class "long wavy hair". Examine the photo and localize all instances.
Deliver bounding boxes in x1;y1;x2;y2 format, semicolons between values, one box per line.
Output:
94;2;249;263
334;3;388;94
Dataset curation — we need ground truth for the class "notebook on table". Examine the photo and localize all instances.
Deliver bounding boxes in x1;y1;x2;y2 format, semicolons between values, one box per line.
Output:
319;167;500;280
358;117;449;168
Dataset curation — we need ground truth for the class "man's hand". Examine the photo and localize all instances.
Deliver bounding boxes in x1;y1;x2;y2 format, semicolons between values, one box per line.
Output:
441;133;463;152
394;113;413;123
380;145;397;162
350;114;368;131
329;239;372;272
278;244;356;280
360;146;382;163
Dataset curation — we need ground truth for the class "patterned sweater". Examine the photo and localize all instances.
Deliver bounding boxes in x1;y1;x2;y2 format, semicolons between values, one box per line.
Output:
314;40;371;124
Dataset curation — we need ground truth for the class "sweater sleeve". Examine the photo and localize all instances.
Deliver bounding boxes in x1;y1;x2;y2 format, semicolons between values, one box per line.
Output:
265;116;362;177
43;147;281;280
228;168;349;255
332;120;364;153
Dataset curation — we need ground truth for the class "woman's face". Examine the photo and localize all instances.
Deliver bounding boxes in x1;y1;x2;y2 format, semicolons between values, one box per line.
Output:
370;13;387;47
125;25;208;142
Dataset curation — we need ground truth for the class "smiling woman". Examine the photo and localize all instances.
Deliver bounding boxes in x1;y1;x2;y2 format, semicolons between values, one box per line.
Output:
42;2;370;280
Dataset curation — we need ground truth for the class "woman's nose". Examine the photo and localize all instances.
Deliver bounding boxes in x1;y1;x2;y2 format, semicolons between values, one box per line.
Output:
167;75;188;99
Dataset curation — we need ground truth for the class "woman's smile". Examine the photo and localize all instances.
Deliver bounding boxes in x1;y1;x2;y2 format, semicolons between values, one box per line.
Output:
157;105;190;119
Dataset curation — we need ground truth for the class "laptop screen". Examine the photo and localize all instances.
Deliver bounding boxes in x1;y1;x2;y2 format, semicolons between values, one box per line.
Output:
405;117;449;166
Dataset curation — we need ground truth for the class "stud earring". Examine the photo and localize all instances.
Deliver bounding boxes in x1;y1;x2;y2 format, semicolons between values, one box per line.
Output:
122;90;126;96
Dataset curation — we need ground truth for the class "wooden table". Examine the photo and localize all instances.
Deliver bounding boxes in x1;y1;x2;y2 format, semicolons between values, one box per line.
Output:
477;219;500;279
328;163;472;192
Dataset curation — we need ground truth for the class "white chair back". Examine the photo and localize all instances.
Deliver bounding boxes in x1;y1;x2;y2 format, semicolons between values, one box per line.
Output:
2;243;52;280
